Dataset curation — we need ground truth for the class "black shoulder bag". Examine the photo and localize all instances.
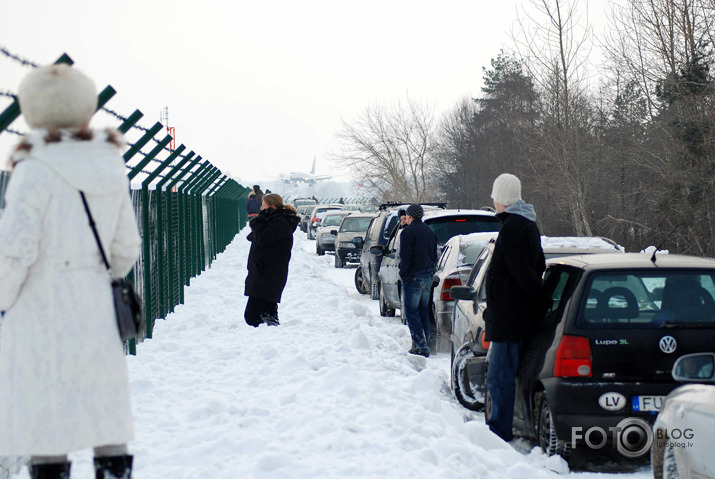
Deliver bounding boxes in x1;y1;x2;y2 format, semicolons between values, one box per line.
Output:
80;192;144;342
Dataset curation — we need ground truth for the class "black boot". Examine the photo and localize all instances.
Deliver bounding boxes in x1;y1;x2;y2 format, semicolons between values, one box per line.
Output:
29;462;71;479
94;455;133;479
260;313;280;326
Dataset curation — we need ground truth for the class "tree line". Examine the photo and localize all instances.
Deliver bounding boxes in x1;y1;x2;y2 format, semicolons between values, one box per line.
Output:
331;0;715;257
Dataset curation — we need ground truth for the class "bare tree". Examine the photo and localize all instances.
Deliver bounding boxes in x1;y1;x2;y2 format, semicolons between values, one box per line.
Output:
331;96;437;202
511;0;597;236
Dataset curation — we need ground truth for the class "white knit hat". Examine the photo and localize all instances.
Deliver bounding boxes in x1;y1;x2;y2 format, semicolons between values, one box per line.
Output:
18;64;97;129
491;173;522;206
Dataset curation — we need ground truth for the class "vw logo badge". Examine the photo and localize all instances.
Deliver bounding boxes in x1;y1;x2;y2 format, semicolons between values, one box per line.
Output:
659;336;677;354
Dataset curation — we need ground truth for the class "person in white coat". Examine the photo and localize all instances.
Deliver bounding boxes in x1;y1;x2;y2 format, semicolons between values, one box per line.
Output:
0;65;141;479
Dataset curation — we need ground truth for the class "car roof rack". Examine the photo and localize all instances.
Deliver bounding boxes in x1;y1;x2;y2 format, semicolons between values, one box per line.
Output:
378;201;447;211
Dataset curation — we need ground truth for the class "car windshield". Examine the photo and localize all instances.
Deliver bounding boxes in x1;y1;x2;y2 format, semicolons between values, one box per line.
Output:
341;217;372;233
322;214;347;226
577;270;715;328
426;216;501;244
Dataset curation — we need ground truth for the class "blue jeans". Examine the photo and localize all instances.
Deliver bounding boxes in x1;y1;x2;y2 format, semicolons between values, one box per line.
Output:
402;273;433;353
486;341;522;441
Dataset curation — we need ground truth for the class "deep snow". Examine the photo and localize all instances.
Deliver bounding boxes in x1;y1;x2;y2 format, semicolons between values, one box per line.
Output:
7;228;652;478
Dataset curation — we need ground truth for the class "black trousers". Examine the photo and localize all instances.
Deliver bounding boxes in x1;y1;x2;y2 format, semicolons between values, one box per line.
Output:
244;296;278;327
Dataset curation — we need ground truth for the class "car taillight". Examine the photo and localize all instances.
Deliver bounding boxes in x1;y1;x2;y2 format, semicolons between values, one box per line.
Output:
441;273;462;301
480;331;490;350
553;335;592;377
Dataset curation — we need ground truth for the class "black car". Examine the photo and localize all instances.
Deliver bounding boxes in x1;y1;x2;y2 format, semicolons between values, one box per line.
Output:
453;253;715;459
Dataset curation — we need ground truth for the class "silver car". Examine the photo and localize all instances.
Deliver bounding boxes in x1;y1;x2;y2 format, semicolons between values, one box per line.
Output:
315;211;350;255
652;353;715;479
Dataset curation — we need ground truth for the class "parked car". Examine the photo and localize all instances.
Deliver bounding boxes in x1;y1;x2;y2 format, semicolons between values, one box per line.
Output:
306;204;344;240
371;208;502;348
315;211;351;256
332;213;375;270
448;236;624;411
296;205;314;233
431;232;499;352
356;203;444;299
652;352;715;479
452;252;715;460
292;197;318;209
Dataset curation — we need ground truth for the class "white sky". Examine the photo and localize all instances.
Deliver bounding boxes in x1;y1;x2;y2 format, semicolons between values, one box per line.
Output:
0;0;612;186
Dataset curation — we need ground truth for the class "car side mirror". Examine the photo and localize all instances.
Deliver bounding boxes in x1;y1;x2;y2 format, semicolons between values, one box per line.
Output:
331;230;338;236
352;236;364;245
672;353;715;382
370;245;384;256
449;286;476;301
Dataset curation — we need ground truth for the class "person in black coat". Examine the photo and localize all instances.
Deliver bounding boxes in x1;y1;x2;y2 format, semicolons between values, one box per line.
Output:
483;173;546;442
244;194;300;327
245;192;260;219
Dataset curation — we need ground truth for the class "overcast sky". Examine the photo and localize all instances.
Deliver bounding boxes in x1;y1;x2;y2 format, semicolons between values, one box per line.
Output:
0;0;611;186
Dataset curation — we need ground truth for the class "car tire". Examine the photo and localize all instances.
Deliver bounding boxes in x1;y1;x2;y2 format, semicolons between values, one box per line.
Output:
370;276;380;300
335;254;343;268
354;267;369;294
451;343;486;411
316;244;324;256
536;392;572;459
379;283;395;317
662;443;680;479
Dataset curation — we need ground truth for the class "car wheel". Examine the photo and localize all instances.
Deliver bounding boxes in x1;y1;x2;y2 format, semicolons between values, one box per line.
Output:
537;392;572;458
451;344;486;411
354;267;369;294
316;244;324;256
370;276;380;300
379;283;395;317
335;254;343;268
662;443;680;479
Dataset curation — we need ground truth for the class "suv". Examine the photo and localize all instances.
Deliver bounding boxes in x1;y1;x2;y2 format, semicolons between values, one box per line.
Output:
448;236;623;411
306;204;344;240
356;203;446;300
453;252;715;460
372;209;501;344
292;197;318;209
315;210;350;256
333;213;375;269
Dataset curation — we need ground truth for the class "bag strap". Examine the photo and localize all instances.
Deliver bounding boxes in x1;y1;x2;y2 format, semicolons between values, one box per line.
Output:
79;191;112;272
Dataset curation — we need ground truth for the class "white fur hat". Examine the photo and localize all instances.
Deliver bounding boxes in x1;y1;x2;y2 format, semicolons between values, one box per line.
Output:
18;64;97;129
491;173;522;206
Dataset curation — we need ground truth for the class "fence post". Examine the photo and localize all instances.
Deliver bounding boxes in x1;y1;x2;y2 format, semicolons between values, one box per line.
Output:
141;144;185;324
177;161;211;297
165;155;201;308
192;170;222;273
123;122;163;163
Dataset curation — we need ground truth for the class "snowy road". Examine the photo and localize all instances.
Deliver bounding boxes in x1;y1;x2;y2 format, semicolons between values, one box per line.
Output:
12;229;653;478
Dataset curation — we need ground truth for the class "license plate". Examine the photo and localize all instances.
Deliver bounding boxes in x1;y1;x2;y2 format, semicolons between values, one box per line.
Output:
632;395;665;413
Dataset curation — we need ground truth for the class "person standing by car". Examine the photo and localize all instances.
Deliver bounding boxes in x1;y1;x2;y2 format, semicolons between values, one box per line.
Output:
244;193;300;327
399;204;438;357
0;65;141;479
246;191;260;219
484;173;546;442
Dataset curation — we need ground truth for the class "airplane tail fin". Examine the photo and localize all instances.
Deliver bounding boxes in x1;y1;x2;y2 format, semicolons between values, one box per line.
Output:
311;157;316;175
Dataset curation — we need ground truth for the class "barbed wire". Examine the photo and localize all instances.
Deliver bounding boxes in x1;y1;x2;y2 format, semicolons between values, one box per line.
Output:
1;47;200;166
0;46;38;68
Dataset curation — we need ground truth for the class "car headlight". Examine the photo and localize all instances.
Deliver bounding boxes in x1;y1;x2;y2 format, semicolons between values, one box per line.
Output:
339;243;356;249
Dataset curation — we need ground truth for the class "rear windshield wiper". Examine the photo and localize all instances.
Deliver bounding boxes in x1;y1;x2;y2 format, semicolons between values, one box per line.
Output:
660;320;715;329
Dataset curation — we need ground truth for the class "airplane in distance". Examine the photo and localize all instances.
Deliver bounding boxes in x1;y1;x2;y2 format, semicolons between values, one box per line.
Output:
273;158;332;185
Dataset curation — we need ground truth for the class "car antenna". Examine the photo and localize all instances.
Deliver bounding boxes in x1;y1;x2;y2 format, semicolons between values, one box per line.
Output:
650;247;658;264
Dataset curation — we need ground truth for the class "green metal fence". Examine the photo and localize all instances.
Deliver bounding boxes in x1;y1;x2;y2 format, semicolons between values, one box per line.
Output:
0;50;251;354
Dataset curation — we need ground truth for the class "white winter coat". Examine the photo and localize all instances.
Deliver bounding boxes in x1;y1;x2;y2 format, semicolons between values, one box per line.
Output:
0;129;141;455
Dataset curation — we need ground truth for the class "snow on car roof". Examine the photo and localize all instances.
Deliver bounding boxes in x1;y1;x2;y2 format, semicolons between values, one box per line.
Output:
541;236;624;252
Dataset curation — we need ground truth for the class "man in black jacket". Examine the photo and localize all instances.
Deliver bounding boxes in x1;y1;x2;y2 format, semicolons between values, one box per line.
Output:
483;174;545;442
399;204;438;357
